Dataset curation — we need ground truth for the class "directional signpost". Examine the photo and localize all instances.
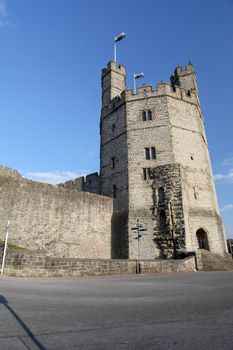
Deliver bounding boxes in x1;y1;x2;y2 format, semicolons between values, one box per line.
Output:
131;220;147;274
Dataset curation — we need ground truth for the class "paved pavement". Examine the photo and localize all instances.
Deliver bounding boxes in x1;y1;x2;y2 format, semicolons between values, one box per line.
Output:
0;271;233;350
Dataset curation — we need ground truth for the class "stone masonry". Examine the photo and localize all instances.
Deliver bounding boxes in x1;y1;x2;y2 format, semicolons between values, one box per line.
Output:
0;249;196;277
100;61;227;259
0;166;112;258
0;60;227;263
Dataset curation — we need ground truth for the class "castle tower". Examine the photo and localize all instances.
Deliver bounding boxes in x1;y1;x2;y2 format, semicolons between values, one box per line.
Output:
100;61;226;259
170;62;199;93
101;61;126;108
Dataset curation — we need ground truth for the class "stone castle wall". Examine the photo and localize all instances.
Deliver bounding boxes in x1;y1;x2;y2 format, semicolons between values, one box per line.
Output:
0;167;112;258
0;61;226;263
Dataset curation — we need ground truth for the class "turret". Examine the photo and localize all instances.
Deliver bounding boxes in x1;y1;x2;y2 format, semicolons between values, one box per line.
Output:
101;61;126;108
170;62;199;94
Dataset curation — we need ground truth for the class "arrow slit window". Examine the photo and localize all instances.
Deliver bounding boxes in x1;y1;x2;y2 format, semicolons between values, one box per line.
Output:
113;185;117;198
159;211;166;230
158;187;165;204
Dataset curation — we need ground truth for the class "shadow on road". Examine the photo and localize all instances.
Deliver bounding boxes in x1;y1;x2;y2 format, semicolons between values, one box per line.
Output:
0;295;47;350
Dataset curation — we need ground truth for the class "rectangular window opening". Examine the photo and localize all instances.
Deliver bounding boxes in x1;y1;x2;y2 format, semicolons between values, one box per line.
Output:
142;110;153;121
145;147;156;160
145;148;150;160
151;147;156;159
143;168;152;180
113;185;117;198
148;110;152;120
142;111;147;121
111;157;115;170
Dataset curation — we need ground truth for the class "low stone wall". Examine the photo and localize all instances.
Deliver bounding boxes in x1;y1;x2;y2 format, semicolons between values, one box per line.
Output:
0;250;196;277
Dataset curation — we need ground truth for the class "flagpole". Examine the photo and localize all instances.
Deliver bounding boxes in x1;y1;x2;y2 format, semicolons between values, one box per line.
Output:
134;74;136;94
114;42;117;62
114;32;126;63
133;73;144;94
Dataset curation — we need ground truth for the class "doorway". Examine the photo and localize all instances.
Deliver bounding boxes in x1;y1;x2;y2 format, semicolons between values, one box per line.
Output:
196;229;209;250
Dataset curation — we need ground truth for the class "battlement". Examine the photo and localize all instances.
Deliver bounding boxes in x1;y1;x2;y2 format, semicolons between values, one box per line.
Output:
170;62;198;93
58;172;100;194
125;82;198;103
171;62;195;78
102;61;126;78
101;80;199;117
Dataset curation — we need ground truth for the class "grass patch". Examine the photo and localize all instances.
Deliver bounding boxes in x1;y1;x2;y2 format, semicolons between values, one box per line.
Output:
0;241;27;250
8;243;27;250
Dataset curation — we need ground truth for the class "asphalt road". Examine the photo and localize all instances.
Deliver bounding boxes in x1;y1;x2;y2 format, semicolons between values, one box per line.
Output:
0;271;233;350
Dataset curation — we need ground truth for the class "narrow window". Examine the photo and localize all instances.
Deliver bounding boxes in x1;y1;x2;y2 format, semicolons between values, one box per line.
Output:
148;168;152;179
148;110;152;120
111;124;115;133
159;211;166;230
113;185;117;198
142;111;147;121
158;187;165;204
193;187;197;200
151;147;156;160
111;157;115;170
143;168;147;180
143;168;151;180
145;148;150;160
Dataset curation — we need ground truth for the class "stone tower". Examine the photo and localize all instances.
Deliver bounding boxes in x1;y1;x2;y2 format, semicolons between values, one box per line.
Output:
100;60;226;259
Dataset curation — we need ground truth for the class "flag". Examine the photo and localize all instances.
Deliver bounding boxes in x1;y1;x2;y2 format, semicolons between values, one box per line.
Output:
134;73;144;79
115;32;126;42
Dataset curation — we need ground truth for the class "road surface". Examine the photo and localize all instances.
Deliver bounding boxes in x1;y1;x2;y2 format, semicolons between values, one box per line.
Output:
0;271;233;349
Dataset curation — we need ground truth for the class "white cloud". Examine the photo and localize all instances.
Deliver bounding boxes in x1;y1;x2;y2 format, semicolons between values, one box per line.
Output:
0;0;8;27
24;170;89;185
214;169;233;183
220;204;233;213
222;157;233;166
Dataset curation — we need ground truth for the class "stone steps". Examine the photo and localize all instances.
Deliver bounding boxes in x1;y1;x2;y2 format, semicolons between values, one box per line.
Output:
198;250;233;271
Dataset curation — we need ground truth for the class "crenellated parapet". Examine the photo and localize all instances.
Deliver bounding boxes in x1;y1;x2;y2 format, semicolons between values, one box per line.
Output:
58;172;100;194
124;82;199;104
101;61;126;79
101;80;200;118
170;62;199;95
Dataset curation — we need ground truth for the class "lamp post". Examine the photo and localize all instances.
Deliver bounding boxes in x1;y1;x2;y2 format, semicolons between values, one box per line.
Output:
133;73;144;94
1;220;10;275
114;32;126;63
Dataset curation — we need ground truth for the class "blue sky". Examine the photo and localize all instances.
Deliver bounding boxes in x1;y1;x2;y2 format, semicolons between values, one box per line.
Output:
0;0;232;237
